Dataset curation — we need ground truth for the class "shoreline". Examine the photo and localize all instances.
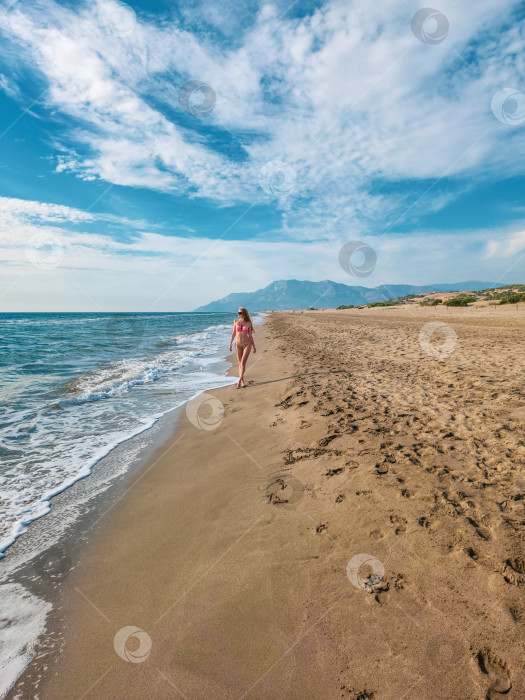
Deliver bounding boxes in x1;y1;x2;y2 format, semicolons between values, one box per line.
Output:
0;334;243;698
0;310;252;563
0;352;239;560
6;318;318;700
5;307;525;699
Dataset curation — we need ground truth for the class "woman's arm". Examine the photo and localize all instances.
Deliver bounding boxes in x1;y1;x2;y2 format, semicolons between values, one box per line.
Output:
229;321;236;351
249;324;256;353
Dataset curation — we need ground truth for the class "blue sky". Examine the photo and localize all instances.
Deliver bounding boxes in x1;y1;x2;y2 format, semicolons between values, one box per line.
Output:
0;0;524;311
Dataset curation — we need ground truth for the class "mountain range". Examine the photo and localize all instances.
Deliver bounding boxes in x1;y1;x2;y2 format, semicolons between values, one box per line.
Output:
194;279;503;312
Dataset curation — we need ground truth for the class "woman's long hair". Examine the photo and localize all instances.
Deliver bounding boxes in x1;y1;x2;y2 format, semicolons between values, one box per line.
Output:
238;307;255;332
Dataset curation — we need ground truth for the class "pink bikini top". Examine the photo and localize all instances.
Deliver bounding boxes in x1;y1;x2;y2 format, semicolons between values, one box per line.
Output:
236;323;250;333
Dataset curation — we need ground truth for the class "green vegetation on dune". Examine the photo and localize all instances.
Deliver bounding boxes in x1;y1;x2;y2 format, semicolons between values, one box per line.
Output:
367;300;399;307
335;284;524;310
396;294;420;303
444;294;477;306
419;298;443;306
478;284;525;300
498;292;525;304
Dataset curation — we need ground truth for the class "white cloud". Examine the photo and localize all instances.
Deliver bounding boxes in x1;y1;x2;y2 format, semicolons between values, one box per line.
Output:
0;194;522;311
0;71;19;98
0;0;524;236
485;228;525;257
0;196;96;223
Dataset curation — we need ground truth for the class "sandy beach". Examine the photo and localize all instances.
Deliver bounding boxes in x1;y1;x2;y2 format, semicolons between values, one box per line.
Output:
8;306;525;700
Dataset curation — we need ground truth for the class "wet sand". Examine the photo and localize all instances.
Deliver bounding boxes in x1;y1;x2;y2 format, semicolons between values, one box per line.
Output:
11;306;525;699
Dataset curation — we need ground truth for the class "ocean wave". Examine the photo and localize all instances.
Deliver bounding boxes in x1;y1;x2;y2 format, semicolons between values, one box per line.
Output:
173;331;212;343
0;583;52;699
59;332;224;406
62;356;182;405
0;312;244;560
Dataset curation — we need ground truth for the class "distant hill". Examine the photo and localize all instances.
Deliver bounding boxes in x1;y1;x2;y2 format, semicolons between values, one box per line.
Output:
194;279;504;312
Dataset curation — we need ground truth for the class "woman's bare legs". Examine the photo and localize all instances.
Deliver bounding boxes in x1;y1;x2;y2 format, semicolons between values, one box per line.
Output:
235;343;246;388
236;344;252;387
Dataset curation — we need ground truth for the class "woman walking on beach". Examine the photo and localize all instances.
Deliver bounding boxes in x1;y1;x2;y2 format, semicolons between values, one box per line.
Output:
229;307;256;388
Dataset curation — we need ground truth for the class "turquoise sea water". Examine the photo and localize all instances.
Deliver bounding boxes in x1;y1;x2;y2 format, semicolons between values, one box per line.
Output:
0;312;256;556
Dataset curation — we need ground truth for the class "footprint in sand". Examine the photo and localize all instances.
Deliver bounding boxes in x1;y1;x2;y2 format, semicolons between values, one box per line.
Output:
326;467;344;477
476;525;492;541
509;604;524;623
340;686;375;699
265;475;305;509
389;514;407;535
418;515;433;529
477;648;512;697
369;529;384;540
503;558;525;587
374;586;390;605
466;546;479;562
374;574;405;605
